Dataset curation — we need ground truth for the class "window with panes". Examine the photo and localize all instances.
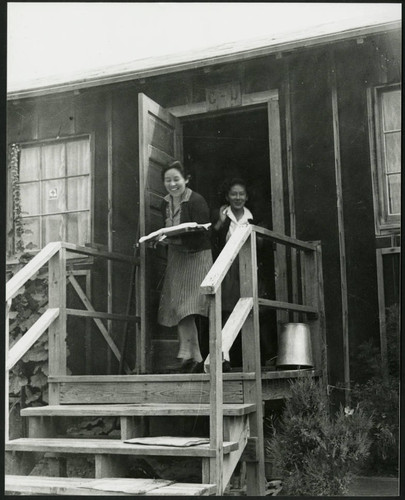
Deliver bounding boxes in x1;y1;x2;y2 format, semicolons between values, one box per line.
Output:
18;136;91;250
374;86;401;229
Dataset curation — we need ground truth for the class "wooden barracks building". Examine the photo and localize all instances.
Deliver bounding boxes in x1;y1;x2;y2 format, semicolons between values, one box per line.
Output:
5;16;401;496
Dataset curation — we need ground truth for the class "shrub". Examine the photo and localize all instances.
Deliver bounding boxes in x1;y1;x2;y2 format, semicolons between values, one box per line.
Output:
266;378;372;496
350;303;399;475
351;376;399;475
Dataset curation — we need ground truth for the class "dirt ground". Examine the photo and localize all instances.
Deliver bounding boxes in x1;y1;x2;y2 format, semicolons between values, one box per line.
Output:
346;476;400;497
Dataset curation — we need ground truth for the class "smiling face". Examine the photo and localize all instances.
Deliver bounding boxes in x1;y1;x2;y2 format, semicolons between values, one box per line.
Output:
226;183;248;212
163;167;188;198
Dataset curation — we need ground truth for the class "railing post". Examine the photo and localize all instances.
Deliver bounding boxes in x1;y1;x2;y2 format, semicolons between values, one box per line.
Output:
48;246;67;404
239;231;265;496
208;290;223;495
302;242;327;383
5;299;11;442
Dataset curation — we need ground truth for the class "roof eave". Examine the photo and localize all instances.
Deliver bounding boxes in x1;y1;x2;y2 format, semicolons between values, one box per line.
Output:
7;20;401;101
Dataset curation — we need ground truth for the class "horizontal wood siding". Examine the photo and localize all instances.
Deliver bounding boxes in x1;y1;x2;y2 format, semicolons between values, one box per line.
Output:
57;380;244;404
6;30;400;381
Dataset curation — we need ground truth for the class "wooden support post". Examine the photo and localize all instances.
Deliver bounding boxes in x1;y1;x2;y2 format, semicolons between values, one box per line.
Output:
120;416;146;440
302;243;327;384
95;455;129;478
107;93;113;374
376;249;389;381
85;270;92;374
268;94;289;331
28;416;57;438
284;60;299;322
5;299;11;443
239;232;265;496
208;291;223;495
48;247;67;404
330;51;350;404
5;451;37;476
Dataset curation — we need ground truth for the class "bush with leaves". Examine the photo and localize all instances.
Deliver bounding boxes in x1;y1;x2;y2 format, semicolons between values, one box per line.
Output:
350;303;400;476
8;252;50;406
266;377;372;496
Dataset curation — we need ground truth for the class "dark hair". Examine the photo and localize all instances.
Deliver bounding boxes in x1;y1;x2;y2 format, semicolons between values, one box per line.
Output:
161;160;190;181
220;177;249;201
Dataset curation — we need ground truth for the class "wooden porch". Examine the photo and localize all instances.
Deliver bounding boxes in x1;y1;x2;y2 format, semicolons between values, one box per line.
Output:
5;224;326;496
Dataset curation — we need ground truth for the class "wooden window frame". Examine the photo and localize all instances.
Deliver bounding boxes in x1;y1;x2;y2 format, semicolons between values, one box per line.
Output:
8;133;95;260
368;83;401;235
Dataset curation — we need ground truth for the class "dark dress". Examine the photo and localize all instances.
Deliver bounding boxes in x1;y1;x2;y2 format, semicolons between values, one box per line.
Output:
158;189;213;327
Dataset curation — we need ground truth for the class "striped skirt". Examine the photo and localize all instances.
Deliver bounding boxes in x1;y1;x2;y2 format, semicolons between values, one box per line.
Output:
158;246;213;327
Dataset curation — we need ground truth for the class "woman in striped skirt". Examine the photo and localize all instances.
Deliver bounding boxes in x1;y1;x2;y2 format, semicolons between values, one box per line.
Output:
157;161;212;373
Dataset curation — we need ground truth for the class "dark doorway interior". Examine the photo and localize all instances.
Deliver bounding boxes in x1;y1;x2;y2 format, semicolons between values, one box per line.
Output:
183;108;272;227
182;108;278;366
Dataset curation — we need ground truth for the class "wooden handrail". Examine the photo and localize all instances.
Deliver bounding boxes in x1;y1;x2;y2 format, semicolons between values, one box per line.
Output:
7;308;60;371
62;242;139;264
204;297;253;370
201;225;252;294
6;242;62;301
258;298;318;316
252;225;317;251
66;308;140;323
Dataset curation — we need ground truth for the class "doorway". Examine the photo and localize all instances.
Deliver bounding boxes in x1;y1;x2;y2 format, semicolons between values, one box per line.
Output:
182;108;272;228
182;108;278;366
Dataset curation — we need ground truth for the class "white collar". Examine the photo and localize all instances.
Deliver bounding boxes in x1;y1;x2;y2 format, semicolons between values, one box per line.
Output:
225;206;253;224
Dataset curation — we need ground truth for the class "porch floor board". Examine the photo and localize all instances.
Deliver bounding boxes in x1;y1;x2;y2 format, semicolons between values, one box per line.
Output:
6;437;239;457
21;403;256;417
5;475;216;496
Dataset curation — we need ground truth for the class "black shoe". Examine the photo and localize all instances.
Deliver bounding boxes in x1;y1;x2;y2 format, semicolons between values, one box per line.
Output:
189;360;204;373
179;359;194;373
222;360;232;373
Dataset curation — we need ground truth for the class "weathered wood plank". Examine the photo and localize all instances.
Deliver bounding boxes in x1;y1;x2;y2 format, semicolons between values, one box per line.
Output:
252;225;316;251
48;373;255;382
6;242;61;300
66;308;139;322
58;380;244;404
376;249;388;381
330;51;350;404
5;300;11;442
5;438;238;457
208;292;223;494
222;415;250;487
204;297;253;369
201;225;252;294
107;93;113;374
284;61;299;322
62;241;138;264
68;275;131;374
48;247;66;404
381;246;400;255
258;298;317;316
22;403;256;417
5;476;217;496
7;308;59;370
239;233;266;496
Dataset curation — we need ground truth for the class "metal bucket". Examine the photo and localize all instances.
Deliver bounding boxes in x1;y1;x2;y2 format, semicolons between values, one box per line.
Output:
276;323;313;368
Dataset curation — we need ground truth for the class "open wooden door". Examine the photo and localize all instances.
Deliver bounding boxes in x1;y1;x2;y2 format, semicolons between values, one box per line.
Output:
138;93;183;373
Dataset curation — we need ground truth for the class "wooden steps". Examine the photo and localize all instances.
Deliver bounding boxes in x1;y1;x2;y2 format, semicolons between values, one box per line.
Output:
21;403;256;417
5;475;216;496
5;437;239;457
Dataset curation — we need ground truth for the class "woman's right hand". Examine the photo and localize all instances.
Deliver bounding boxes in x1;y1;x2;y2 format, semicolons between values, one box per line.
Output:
214;205;228;231
218;205;228;224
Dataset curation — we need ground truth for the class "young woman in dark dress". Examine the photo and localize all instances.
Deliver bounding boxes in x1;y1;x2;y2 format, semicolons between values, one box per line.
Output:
157;161;212;373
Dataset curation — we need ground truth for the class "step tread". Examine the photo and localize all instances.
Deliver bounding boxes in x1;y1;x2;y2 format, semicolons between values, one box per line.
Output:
21;403;256;417
5;475;216;496
5;437;238;457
